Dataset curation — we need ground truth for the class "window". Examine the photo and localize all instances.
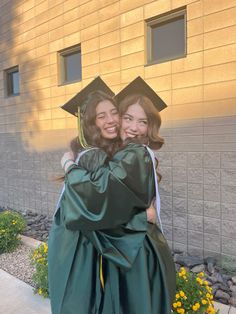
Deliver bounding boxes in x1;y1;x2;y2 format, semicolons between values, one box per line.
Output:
5;66;20;96
147;9;186;65
59;45;82;85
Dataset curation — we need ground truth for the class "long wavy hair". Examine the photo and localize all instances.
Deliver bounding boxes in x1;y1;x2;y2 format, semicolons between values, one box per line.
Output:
118;94;164;150
70;90;121;158
118;94;164;181
56;91;121;182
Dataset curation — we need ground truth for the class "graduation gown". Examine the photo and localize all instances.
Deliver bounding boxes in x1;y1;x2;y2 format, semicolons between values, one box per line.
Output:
48;143;176;314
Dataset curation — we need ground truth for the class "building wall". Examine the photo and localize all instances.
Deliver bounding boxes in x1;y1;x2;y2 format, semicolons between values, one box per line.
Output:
0;0;236;267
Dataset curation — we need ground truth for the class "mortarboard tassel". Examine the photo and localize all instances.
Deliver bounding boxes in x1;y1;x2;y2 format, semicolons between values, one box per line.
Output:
77;106;89;149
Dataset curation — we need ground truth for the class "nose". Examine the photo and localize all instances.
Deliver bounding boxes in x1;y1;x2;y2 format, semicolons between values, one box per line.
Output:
106;113;116;124
129;121;138;132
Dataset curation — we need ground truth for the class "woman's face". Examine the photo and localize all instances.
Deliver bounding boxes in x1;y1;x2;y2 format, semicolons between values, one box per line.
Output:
120;102;148;141
95;100;120;139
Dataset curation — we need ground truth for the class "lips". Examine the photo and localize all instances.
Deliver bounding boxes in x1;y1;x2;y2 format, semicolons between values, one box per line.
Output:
105;125;118;133
125;132;137;138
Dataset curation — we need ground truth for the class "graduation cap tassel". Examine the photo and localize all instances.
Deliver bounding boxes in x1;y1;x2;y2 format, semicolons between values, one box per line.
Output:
99;255;105;290
77;107;89;149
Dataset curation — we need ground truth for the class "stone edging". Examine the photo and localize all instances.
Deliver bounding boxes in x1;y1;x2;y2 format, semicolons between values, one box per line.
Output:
20;235;44;250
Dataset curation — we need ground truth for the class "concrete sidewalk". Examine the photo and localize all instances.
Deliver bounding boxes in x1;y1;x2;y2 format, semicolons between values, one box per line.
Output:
0;268;235;314
215;302;236;314
0;235;51;314
0;269;51;314
0;235;235;314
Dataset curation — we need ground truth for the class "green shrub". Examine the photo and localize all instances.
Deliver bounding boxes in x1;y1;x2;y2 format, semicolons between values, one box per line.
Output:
31;242;49;298
172;267;219;314
0;210;26;253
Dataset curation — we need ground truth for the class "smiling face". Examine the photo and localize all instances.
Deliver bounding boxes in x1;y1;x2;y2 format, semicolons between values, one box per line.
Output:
95;100;120;139
120;102;148;141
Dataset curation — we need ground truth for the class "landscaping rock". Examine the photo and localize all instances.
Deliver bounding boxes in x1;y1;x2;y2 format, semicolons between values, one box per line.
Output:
230;285;236;293
208;273;224;284
174;254;204;267
230;297;236;307
215;290;230;301
19;210;52;242
174;252;236;307
191;264;205;273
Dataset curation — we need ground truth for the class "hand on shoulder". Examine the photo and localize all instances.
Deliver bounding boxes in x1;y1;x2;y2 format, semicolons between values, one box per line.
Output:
61;151;75;171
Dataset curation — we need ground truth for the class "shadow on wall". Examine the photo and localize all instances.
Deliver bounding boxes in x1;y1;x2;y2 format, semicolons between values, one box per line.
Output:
0;1;76;216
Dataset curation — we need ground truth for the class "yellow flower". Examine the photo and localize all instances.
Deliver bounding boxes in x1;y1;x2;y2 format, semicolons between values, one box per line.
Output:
173;303;178;308
199;272;204;277
206;293;211;299
204;280;209;285
38;288;43;295
207;306;215;314
176;301;182;307
177;309;185;314
43;243;48;253
175;293;180;299
192;302;200;311
206;286;212;292
196;277;203;285
179;291;185;297
192;305;198;311
202;299;207;305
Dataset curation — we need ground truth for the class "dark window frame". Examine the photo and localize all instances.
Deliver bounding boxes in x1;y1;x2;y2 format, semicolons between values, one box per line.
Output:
146;8;187;66
4;66;20;97
58;45;82;85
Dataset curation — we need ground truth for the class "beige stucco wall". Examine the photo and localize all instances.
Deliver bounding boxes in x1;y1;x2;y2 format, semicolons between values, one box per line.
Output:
0;0;236;267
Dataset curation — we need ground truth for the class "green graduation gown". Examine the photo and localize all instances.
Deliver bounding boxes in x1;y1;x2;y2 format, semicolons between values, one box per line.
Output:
48;143;176;314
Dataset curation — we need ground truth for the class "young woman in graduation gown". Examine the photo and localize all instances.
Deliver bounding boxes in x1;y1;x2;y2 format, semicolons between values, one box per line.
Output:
48;79;176;314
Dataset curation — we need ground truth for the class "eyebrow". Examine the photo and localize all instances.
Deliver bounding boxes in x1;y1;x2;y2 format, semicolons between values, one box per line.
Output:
96;108;118;116
123;113;147;121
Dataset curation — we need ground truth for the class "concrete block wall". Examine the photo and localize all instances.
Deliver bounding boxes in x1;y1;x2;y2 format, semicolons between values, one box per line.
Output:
0;0;236;266
158;115;236;268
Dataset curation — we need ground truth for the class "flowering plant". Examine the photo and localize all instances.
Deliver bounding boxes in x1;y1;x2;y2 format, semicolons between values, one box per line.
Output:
172;267;219;314
0;210;26;253
31;242;49;298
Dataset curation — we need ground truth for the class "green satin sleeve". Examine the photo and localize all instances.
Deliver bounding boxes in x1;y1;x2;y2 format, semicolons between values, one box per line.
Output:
60;144;154;231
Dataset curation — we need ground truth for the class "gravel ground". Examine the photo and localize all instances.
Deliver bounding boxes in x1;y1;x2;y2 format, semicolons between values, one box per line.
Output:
0;243;36;287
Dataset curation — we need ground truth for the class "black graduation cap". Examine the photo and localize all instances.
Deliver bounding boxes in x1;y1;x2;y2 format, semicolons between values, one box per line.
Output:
61;76;115;117
114;76;167;111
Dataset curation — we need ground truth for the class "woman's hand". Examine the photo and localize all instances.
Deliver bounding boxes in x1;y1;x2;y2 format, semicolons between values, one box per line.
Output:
61;151;75;172
146;201;157;224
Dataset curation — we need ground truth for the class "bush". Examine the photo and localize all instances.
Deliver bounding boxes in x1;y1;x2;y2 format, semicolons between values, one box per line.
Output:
31;242;49;298
172;267;219;314
0;210;26;253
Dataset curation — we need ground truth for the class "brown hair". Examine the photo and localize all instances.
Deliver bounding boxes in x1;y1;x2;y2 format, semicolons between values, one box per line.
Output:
118;94;164;181
55;91;121;182
118;94;164;150
71;90;121;157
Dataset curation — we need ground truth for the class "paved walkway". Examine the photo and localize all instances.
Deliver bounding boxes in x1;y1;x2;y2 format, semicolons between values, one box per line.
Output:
0;235;235;314
0;268;235;314
0;269;51;314
215;302;236;314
